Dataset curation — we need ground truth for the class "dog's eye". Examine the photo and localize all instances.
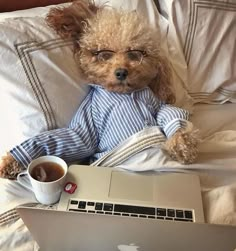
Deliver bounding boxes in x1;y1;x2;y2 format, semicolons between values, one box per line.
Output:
126;50;145;62
97;51;114;61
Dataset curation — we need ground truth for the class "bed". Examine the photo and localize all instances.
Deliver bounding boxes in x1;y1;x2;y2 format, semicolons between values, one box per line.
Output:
0;0;236;250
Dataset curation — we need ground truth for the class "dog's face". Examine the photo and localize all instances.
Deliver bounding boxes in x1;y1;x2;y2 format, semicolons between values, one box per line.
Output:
76;9;162;93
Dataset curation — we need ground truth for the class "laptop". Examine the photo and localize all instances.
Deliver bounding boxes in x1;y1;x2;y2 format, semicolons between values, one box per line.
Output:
58;165;204;223
17;165;236;251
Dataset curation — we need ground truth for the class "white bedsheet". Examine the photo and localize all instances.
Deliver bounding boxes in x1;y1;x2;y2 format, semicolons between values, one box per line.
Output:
1;103;236;250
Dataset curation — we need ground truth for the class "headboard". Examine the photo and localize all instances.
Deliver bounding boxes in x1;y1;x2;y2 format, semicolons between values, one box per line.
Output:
0;0;71;12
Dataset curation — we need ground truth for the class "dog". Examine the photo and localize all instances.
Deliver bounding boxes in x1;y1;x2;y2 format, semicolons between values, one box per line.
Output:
0;0;199;179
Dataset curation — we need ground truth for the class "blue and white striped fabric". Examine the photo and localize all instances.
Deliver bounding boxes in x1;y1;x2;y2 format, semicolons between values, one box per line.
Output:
10;85;189;167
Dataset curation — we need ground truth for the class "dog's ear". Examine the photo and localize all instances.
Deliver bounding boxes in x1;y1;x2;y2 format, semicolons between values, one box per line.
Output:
149;55;176;104
46;0;99;41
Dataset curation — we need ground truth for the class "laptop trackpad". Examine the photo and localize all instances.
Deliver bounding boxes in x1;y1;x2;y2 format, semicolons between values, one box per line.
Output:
109;171;154;201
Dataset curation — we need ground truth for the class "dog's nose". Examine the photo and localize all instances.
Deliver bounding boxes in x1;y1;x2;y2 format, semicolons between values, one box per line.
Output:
115;68;128;81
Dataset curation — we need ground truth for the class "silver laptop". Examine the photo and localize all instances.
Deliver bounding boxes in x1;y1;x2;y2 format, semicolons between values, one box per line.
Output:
58;165;204;223
17;165;236;251
17;206;236;251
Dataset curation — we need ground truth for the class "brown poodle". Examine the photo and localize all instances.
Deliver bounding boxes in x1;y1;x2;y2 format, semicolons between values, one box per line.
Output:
0;0;199;179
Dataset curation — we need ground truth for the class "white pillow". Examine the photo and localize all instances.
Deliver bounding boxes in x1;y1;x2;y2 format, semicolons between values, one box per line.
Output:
0;5;64;20
159;0;236;104
0;0;192;155
0;17;89;154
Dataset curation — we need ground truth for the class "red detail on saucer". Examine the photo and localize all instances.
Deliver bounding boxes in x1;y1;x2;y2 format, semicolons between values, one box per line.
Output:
64;182;77;194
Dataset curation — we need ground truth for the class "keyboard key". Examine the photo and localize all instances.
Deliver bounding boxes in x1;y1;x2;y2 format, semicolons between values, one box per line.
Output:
69;209;86;213
184;210;193;219
87;202;95;206
156;216;164;220
176;210;184;218
174;218;193;222
122;213;129;217
95;202;103;210
70;200;78;205
104;203;113;211
78;201;86;209
165;217;173;220
114;213;121;216
139;215;147;218
167;209;175;217
156;208;166;217
115;204;155;215
88;210;95;213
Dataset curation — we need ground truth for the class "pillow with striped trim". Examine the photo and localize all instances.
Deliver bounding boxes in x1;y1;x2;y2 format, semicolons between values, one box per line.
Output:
159;0;236;104
0;16;89;154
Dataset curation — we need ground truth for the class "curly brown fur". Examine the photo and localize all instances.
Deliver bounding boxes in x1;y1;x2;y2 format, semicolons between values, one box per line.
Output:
0;153;23;179
46;1;175;103
46;0;100;47
165;123;200;164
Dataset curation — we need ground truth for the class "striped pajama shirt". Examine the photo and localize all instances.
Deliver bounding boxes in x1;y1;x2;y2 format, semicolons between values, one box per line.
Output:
10;85;189;167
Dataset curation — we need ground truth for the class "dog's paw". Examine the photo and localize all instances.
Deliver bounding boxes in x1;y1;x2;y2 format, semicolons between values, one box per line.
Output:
165;125;200;164
0;153;22;179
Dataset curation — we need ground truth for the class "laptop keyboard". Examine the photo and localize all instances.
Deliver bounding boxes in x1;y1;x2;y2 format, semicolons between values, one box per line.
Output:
67;200;194;222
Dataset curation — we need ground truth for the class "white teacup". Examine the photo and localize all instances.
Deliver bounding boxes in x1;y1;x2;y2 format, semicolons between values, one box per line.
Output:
17;156;68;205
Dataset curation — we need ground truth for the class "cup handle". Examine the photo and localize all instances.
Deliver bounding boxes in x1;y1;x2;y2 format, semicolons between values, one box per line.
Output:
17;171;33;191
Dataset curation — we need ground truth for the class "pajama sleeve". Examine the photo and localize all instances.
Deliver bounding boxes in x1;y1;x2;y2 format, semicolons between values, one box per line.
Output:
156;103;190;138
10;91;98;168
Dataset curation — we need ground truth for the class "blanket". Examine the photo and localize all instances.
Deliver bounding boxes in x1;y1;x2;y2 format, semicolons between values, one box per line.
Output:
93;127;236;225
1;127;236;250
